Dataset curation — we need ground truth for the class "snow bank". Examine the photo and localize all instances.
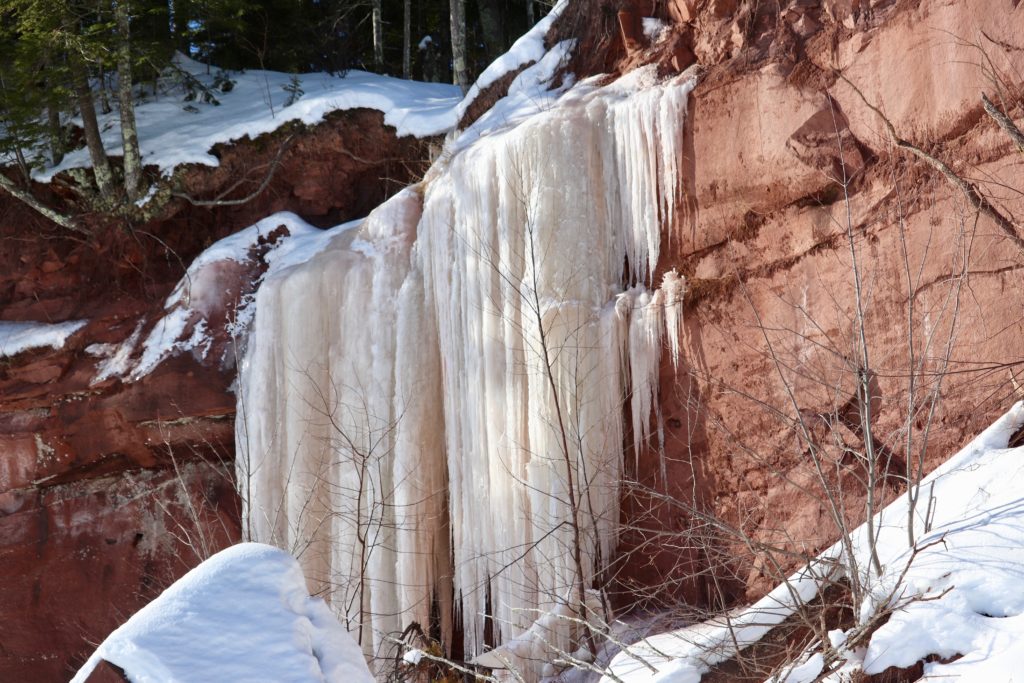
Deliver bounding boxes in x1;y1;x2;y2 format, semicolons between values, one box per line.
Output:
37;54;461;182
0;319;86;358
603;559;836;682
70;543;373;683
853;403;1024;680
602;403;1024;683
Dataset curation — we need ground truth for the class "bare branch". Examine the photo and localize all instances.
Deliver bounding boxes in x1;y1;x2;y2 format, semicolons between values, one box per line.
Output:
982;92;1024;154
171;134;295;207
838;72;1024;252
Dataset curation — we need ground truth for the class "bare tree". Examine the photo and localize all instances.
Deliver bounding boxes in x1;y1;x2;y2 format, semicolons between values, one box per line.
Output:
372;0;385;70
402;0;411;79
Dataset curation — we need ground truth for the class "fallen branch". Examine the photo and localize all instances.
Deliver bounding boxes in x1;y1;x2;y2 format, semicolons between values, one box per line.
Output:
0;172;87;234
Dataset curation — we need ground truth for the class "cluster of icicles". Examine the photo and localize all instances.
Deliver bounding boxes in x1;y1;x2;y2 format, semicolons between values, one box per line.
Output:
236;67;694;678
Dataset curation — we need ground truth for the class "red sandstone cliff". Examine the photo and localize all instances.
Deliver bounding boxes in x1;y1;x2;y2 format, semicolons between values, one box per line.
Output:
4;0;1024;679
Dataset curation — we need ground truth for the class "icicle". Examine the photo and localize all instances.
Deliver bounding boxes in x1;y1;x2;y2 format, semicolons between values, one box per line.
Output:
236;189;451;661
661;268;687;369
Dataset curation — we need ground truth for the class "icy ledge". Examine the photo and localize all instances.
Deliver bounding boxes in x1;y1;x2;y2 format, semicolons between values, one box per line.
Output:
71;543;374;683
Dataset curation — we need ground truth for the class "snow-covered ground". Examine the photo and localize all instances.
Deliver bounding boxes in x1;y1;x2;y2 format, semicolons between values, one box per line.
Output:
603;403;1024;682
0;319;86;358
35;53;462;182
70;543;374;683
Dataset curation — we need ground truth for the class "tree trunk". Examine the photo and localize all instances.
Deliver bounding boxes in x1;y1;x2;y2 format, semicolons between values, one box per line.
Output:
372;0;384;69
526;0;535;26
402;0;411;79
477;0;504;62
172;0;192;54
47;103;63;166
0;172;84;233
71;60;115;201
115;0;143;201
450;0;469;92
97;64;112;114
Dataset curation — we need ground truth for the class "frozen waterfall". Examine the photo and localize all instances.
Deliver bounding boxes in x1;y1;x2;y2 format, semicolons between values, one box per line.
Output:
236;65;694;677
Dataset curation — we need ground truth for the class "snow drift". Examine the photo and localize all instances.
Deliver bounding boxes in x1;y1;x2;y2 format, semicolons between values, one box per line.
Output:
603;403;1024;682
71;543;373;683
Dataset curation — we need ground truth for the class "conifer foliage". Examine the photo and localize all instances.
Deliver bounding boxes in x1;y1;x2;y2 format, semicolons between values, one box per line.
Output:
0;0;547;224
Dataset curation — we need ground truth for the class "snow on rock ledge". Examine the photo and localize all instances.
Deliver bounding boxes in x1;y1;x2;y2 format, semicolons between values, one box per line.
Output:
89;211;361;384
37;53;462;182
71;543;373;683
0;319;86;358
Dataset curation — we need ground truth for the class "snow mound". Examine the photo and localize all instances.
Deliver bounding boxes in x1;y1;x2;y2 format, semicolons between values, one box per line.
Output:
37;53;462;182
454;0;568;124
0;319;86;358
70;543;374;683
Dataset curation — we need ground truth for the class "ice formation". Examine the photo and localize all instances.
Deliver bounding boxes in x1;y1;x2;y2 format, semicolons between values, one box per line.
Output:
237;64;695;677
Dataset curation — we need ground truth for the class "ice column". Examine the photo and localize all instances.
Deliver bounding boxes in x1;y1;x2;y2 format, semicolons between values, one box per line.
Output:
236;189;451;660
418;69;694;652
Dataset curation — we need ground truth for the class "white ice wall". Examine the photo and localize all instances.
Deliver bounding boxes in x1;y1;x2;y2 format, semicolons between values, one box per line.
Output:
237;65;694;678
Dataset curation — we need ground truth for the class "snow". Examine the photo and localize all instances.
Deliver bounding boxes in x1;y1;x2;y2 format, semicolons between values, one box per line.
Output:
237;62;695;682
772;653;825;683
602;403;1024;683
855;402;1024;680
0;319;86;358
452;39;578;152
603;559;835;682
642;17;669;43
90;211;360;384
454;0;568;123
70;543;374;683
36;53;462;183
470;591;603;675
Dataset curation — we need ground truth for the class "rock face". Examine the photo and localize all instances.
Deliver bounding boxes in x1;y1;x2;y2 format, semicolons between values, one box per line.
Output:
5;0;1024;677
600;0;1024;606
0;110;435;681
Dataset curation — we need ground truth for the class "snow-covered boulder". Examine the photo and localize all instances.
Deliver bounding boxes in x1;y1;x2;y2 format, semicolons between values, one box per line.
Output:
71;543;373;683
